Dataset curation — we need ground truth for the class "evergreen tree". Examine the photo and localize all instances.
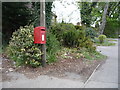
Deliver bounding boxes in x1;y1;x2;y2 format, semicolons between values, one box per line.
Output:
2;2;53;44
2;2;32;44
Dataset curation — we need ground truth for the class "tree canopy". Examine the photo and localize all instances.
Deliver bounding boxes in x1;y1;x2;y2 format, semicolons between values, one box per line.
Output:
2;2;53;44
78;2;119;36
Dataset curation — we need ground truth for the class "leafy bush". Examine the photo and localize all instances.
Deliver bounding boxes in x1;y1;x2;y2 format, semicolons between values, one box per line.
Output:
104;18;119;38
85;27;98;39
7;25;60;67
79;37;96;52
93;37;99;43
74;25;85;30
46;32;60;63
62;25;86;47
62;28;96;52
50;23;76;42
50;23;96;52
7;25;41;67
62;30;80;47
98;35;107;43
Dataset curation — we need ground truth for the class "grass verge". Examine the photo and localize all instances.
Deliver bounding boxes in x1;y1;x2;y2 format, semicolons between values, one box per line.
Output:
95;41;116;46
94;38;116;46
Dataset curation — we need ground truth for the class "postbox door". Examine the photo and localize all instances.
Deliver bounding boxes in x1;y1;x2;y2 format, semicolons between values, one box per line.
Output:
34;28;41;44
40;31;46;44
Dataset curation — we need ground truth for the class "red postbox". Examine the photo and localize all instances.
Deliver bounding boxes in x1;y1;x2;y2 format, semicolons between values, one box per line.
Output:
34;26;46;44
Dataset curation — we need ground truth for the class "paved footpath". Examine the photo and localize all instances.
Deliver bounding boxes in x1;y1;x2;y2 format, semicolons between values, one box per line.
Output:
84;39;118;88
0;39;118;88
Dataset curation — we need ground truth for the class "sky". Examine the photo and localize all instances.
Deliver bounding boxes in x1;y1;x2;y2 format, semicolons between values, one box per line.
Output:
52;0;81;25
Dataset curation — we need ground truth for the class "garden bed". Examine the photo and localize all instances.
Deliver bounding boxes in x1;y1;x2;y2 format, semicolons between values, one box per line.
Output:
1;48;106;82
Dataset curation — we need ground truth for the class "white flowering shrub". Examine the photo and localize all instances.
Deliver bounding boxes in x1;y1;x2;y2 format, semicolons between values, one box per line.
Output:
7;25;42;67
7;25;60;67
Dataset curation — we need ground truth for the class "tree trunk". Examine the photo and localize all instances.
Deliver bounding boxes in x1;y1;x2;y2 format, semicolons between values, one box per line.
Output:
99;2;109;35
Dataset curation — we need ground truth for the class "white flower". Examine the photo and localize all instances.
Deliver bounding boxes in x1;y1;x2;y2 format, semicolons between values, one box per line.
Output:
21;48;25;51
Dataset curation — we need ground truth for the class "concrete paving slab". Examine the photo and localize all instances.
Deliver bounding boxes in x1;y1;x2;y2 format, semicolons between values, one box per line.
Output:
2;74;84;88
85;81;118;88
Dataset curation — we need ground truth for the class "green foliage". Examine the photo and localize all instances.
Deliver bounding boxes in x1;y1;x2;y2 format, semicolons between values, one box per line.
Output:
62;30;80;47
97;41;115;46
7;25;41;67
2;2;31;30
50;23;96;52
7;25;60;67
45;2;53;28
78;48;105;60
79;37;96;52
104;18;119;38
85;27;98;39
2;2;32;45
74;25;85;30
50;23;84;47
107;2;120;20
78;2;119;31
98;35;107;43
60;47;106;61
93;37;99;43
2;2;53;46
50;23;76;42
94;38;116;46
78;2;98;26
46;32;60;63
74;26;96;52
31;2;53;28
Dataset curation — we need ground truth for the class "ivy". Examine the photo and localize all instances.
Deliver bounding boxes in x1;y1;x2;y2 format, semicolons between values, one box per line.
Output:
31;2;53;28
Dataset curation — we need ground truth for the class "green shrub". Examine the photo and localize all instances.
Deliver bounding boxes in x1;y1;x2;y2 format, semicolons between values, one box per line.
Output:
74;26;97;51
50;23;96;52
79;37;96;52
85;27;98;39
62;25;86;47
74;25;85;30
50;23;76;42
104;18;119;38
7;25;60;67
62;29;96;52
7;25;41;67
71;26;96;52
93;37;99;43
62;30;80;47
98;35;107;43
46;32;60;63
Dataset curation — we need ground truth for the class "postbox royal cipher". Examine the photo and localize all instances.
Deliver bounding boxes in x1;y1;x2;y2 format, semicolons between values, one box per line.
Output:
34;26;46;44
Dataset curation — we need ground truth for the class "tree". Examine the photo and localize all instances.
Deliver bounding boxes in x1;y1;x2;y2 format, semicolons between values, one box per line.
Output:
103;2;120;37
2;2;32;44
78;2;119;36
2;2;53;45
78;2;97;26
107;2;120;20
99;2;109;35
31;2;53;28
